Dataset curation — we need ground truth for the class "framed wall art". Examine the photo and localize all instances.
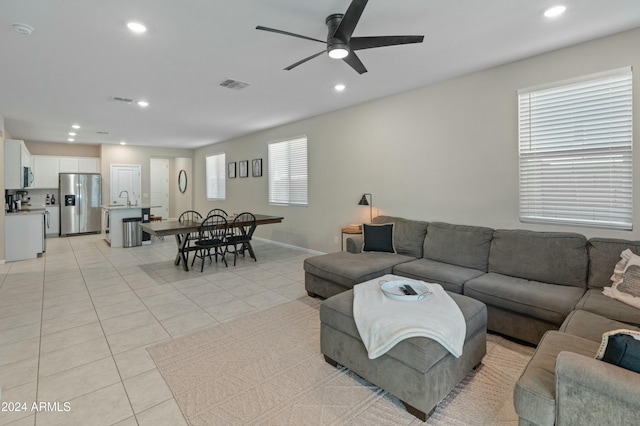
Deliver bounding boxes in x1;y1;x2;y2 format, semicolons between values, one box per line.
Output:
252;158;262;177
228;162;236;178
239;160;248;178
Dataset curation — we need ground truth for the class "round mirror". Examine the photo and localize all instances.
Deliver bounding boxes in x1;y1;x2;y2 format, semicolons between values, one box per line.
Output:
178;169;187;193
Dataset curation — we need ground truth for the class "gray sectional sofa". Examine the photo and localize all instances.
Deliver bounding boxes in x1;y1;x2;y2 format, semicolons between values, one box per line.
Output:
304;216;640;425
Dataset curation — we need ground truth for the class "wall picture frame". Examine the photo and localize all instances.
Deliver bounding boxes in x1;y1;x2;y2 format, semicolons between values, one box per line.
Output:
239;160;248;178
228;162;236;179
252;158;262;177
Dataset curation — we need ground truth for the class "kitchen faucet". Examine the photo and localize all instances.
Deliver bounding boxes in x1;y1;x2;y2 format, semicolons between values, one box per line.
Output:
118;190;130;206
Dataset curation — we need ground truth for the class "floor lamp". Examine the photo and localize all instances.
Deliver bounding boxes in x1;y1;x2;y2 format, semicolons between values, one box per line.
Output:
358;193;373;223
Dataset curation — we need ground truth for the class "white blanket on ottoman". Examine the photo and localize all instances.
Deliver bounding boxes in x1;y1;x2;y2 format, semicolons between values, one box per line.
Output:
353;274;466;359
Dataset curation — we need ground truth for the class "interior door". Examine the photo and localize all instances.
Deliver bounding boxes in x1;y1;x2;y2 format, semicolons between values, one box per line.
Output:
150;158;169;219
110;165;141;205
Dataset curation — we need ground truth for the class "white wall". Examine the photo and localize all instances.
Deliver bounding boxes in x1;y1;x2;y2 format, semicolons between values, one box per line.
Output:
0;114;5;262
193;28;640;254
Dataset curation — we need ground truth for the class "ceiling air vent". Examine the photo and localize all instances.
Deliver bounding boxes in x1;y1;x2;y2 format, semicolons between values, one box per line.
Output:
110;96;134;104
96;131;110;135
219;79;251;90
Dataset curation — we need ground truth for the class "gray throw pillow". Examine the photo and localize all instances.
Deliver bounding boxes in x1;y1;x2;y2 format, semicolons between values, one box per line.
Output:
362;223;396;253
620;265;640;297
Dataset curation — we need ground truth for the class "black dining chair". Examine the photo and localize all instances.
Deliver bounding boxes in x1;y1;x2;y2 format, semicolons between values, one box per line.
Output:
192;214;228;271
178;210;202;263
225;212;257;266
207;208;228;217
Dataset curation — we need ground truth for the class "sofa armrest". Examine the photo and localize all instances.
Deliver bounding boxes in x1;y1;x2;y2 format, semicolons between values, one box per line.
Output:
556;351;640;425
346;236;363;253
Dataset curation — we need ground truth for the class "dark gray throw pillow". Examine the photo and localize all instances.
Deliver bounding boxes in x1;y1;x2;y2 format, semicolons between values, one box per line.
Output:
596;329;640;373
362;223;395;253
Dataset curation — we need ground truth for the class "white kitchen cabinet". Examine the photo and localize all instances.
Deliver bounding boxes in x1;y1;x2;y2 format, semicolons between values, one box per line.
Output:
45;205;60;236
78;157;100;173
59;157;79;173
5;211;45;261
32;156;101;188
21;142;31;169
4;139;32;189
32;155;60;188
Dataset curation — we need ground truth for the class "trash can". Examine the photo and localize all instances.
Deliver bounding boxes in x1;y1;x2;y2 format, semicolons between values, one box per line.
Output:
123;217;142;248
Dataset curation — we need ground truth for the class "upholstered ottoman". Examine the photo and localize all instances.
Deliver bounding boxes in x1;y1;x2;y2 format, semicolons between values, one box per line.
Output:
320;286;487;421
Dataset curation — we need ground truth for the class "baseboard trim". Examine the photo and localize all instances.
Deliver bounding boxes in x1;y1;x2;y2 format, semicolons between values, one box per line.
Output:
252;237;325;255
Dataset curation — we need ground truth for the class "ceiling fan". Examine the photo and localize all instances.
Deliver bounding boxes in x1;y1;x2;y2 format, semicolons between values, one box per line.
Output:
256;0;424;74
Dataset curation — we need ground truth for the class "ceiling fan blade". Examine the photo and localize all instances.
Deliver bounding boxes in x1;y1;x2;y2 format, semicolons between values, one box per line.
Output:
333;0;368;41
256;26;326;44
350;35;424;50
343;51;367;74
284;50;327;70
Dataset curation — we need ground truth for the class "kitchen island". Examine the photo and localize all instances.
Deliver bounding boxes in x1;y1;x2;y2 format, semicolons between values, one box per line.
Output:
102;204;159;248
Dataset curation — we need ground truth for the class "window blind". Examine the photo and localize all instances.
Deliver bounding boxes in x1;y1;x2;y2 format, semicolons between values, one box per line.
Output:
518;67;633;230
205;153;226;200
268;136;308;206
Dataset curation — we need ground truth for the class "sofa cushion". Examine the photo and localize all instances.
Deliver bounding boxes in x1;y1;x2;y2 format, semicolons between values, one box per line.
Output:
588;238;640;289
422;222;493;271
393;258;485;294
362;223;395;253
303;252;415;289
560;310;640;343
464;273;585;325
575;289;640;327
514;331;599;426
488;230;588;288
372;216;428;258
319;288;487;374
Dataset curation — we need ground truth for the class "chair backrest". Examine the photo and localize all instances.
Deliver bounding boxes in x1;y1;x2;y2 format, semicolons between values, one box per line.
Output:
179;210;202;224
230;212;257;241
207;208;228;217
198;214;227;242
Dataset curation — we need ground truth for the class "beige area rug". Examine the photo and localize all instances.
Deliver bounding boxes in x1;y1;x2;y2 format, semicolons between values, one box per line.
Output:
148;298;531;425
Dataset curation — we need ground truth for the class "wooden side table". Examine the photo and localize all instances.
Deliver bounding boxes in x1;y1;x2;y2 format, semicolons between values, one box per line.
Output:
341;226;363;251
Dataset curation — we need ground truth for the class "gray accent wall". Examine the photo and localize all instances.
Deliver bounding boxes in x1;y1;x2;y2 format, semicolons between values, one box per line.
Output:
1;31;637;258
197;28;639;253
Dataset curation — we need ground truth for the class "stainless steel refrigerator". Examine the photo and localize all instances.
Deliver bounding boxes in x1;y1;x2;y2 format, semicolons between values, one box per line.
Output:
59;173;102;236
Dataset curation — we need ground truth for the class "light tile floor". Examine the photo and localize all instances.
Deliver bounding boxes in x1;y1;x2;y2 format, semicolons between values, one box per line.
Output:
0;234;312;425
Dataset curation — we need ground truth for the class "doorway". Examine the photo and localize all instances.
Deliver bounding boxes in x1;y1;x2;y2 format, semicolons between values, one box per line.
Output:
110;164;142;205
150;158;169;219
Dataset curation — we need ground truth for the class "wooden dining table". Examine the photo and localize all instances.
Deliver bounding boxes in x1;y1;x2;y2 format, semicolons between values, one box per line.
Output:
140;214;284;271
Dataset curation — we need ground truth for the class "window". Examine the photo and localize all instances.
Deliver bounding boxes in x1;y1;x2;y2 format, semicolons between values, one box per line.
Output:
518;67;633;230
268;136;308;206
205;153;225;200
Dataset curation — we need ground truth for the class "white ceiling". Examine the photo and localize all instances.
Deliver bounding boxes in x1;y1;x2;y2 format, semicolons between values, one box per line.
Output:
1;0;639;149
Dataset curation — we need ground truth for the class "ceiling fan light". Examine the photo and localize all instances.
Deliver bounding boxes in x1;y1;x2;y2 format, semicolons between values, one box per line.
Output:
328;47;349;59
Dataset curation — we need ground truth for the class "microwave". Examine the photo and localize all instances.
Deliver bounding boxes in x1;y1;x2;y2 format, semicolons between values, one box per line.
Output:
23;166;34;188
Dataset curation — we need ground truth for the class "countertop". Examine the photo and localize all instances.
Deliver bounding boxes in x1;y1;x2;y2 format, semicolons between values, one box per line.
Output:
102;204;160;211
6;208;46;216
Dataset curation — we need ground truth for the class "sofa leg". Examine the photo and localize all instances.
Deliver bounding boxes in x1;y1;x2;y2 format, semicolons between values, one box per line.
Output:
307;290;318;298
323;355;338;368
401;401;433;422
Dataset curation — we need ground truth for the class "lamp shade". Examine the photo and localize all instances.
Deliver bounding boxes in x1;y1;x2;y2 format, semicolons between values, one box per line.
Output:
358;194;369;206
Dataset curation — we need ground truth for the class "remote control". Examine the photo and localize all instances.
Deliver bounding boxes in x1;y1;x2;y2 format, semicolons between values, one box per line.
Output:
402;285;418;295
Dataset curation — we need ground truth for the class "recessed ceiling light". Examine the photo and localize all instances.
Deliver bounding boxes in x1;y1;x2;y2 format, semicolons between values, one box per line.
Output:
127;22;147;33
120;141;126;145
137;100;149;107
334;84;346;92
68;132;76;136
72;124;81;129
544;5;566;18
67;138;75;142
12;23;34;35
